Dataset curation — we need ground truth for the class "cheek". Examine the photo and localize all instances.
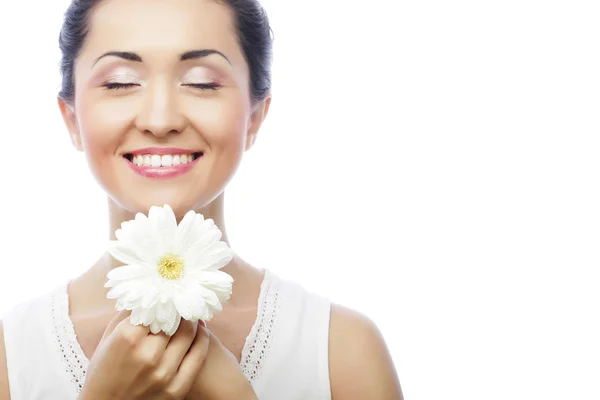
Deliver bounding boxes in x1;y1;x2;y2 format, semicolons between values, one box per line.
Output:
187;93;249;153
79;95;132;146
76;94;132;176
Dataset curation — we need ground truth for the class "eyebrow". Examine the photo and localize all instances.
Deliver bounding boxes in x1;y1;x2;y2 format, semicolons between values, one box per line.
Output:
92;49;232;68
181;49;232;65
92;51;141;67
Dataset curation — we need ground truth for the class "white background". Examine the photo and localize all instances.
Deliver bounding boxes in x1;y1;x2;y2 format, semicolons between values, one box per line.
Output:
1;1;599;399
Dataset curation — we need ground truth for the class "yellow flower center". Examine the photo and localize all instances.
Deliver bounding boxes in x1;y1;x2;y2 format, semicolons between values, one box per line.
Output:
157;253;185;280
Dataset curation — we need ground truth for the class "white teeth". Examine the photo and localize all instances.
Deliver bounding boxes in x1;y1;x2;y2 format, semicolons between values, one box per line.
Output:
130;153;198;167
161;155;173;167
150;155;161;167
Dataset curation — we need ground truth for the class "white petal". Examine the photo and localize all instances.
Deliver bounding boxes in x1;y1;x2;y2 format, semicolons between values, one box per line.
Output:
106;283;136;300
163;314;182;336
149;301;181;336
194;212;206;223
189;270;233;288
115;298;126;311
149;205;177;231
199;306;214;321
203;269;234;281
115;214;151;242
173;291;194;320
130;306;151;326
159;291;170;304
107;279;154;308
139;284;160;309
185;242;234;272
142;306;157;326
208;287;232;304
155;299;175;322
200;287;221;308
115;221;133;241
172;210;199;254
178;276;230;320
154;204;177;253
180;218;222;258
105;264;152;287
195;219;223;250
197;271;234;303
108;240;157;267
150;319;162;334
173;288;209;321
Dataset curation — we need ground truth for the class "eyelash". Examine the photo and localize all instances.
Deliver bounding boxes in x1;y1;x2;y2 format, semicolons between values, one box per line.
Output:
102;82;138;90
102;82;222;91
184;82;222;90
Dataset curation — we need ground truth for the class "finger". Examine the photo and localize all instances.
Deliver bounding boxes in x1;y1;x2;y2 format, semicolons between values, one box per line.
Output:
167;322;210;396
100;309;133;342
158;320;197;373
110;313;151;347
140;329;172;361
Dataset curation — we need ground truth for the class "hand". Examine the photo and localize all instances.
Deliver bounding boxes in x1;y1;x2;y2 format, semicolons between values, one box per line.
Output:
185;326;258;400
78;310;210;400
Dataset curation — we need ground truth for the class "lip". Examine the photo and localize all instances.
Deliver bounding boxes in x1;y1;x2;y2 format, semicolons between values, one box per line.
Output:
125;147;201;156
125;154;202;179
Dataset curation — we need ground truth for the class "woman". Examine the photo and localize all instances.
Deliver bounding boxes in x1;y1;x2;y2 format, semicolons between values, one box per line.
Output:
0;0;402;398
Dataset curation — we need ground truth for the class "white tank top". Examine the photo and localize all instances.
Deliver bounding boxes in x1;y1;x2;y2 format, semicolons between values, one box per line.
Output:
2;269;332;400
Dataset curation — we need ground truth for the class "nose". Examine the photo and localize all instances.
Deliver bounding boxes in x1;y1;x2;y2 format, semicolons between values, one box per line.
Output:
135;80;188;137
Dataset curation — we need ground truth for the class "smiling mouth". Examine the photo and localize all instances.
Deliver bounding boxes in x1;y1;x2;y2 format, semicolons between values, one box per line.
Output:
124;152;203;167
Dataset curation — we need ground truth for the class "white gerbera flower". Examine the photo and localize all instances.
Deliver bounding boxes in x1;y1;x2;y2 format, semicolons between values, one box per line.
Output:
105;204;234;336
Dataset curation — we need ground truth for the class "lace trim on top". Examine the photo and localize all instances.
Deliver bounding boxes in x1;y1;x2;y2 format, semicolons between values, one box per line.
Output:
51;269;280;393
240;269;281;383
50;282;90;394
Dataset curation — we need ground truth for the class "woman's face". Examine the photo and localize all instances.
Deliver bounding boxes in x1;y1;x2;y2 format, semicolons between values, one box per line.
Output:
59;0;269;218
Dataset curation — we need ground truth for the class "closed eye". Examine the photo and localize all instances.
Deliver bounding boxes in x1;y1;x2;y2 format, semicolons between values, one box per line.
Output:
103;82;140;90
182;83;222;90
101;82;221;91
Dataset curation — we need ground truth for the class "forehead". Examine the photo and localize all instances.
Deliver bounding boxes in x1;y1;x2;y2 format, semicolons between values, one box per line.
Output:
81;0;242;63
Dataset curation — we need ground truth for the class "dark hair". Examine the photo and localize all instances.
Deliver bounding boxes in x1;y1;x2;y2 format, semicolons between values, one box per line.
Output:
58;0;273;105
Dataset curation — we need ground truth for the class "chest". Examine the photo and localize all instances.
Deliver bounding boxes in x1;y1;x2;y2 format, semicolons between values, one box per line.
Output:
71;306;258;363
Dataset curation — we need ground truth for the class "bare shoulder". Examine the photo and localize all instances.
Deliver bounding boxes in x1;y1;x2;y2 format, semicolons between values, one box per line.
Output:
0;322;11;400
328;304;403;400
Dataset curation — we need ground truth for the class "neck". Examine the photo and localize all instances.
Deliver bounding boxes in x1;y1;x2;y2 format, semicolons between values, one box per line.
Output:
98;191;247;289
107;192;231;244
